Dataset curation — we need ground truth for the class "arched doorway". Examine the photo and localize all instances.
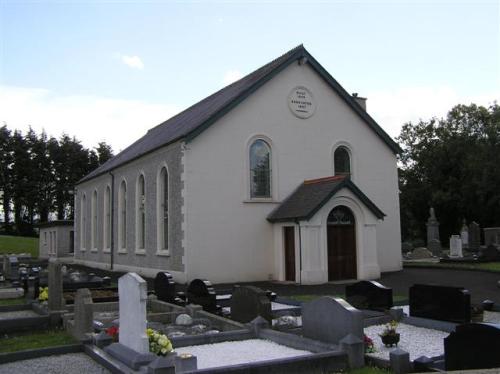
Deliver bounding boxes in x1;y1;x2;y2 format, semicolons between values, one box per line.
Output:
327;205;357;281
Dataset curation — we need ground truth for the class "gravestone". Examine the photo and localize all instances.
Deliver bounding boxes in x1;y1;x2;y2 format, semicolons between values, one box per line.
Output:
449;235;463;258
445;323;500;370
484;227;500;247
48;258;64;310
427;239;442;257
410;247;433;259
478;245;500;261
230;285;272;323
186;279;218;313
460;219;469;249
119;272;149;353
409;284;471;323
73;288;94;339
7;256;19;280
468;222;481;252
426;207;440;246
154;272;176;303
302;296;363;343
345;280;393;311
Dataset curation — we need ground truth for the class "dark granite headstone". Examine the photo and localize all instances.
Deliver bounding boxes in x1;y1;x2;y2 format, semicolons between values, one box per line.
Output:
154;272;176;303
468;222;480;252
7;256;19;280
478;245;500;261
230;285;272;323
445;323;500;370
345;280;393;311
186;279;218;313
409;284;471;323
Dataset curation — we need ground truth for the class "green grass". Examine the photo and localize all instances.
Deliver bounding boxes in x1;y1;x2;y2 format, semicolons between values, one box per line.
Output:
288;294;408;303
405;261;500;272
347;367;392;374
0;297;26;306
0;329;76;353
0;235;39;258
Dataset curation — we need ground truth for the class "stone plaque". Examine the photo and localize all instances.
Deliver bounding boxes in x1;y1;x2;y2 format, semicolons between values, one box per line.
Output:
288;86;316;119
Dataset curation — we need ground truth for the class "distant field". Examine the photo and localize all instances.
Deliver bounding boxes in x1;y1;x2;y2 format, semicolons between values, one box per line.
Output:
0;235;39;258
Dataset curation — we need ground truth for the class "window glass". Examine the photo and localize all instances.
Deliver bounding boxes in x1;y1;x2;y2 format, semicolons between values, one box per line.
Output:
250;140;271;198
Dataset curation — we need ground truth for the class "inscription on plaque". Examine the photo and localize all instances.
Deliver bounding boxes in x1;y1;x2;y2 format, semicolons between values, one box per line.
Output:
288;86;316;119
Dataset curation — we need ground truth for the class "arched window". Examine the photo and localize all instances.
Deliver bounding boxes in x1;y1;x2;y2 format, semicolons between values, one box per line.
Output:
136;174;146;250
91;190;98;249
334;146;351;176
249;139;271;198
157;167;169;252
118;180;127;251
80;193;87;250
103;185;111;251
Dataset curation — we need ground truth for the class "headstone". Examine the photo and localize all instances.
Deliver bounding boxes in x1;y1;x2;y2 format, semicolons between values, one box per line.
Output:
230;285;272;323
118;272;149;354
154;272;176;303
478;245;500;261
426;207;440;246
427;239;442;257
345;280;393;311
186;279;218;313
409;284;471;323
48;258;64;310
302;296;363;343
484;227;500;247
460;219;469;249
390;348;411;374
73;288;94;339
468;222;480;252
410;247;433;259
25;276;37;301
445;323;500;371
449;235;463;258
175;314;193;326
339;334;364;369
7;256;19;280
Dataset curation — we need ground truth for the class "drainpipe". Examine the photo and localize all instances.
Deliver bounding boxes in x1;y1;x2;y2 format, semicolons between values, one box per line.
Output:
110;172;115;271
295;219;302;285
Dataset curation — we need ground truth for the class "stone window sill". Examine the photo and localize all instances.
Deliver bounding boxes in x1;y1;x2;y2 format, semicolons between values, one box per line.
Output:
90;248;98;253
243;198;280;204
103;248;111;253
117;249;127;254
80;248;86;252
135;249;147;256
156;250;170;257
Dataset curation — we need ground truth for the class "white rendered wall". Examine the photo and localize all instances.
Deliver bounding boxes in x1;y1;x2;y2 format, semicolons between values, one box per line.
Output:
184;61;402;283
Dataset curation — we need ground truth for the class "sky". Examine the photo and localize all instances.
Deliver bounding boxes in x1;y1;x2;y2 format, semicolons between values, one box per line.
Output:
0;0;499;152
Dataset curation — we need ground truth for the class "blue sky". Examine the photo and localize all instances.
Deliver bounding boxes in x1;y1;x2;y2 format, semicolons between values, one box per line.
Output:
1;0;498;151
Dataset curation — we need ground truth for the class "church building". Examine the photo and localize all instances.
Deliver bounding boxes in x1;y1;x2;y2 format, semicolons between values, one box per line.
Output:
74;45;402;284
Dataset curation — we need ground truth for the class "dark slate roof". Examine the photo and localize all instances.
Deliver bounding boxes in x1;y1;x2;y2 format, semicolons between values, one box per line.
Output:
267;176;385;222
79;45;400;184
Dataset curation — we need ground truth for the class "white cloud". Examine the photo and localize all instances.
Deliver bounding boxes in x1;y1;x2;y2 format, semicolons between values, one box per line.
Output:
121;55;144;70
366;86;499;139
222;70;243;86
0;85;179;151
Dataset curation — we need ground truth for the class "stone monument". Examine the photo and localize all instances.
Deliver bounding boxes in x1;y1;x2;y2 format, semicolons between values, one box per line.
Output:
426;207;441;256
449;235;463;258
73;288;94;339
460;219;469;249
230;285;272;323
468;221;481;252
48;258;64;310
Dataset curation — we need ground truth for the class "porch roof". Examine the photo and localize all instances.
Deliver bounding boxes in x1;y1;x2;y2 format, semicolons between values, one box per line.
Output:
267;175;386;223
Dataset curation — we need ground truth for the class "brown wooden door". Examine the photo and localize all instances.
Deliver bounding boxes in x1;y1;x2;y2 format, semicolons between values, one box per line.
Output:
327;206;357;281
283;226;296;281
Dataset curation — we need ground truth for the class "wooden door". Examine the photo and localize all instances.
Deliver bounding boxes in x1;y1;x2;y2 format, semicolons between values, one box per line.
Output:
327;206;357;281
283;226;296;281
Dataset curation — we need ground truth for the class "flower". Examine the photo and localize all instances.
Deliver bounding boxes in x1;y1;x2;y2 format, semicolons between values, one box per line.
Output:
38;287;49;301
380;320;399;337
364;334;375;353
147;328;173;356
106;326;119;342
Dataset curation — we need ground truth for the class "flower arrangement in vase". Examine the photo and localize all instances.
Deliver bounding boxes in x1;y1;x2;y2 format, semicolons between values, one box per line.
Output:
379;320;400;347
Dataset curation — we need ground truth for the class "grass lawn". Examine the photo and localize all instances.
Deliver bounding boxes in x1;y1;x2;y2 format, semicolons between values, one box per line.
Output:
288;294;407;303
0;235;39;258
0;297;26;306
404;261;500;272
347;367;392;374
0;329;76;353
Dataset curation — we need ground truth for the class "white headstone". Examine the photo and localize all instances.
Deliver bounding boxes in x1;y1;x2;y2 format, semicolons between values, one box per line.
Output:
449;235;463;258
118;272;149;353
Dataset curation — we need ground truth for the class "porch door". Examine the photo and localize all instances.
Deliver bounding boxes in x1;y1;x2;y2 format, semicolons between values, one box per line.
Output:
327;206;357;281
283;226;296;281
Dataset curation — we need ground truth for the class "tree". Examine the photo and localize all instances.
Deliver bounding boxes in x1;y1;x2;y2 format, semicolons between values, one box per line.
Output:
0;125;13;233
398;103;500;242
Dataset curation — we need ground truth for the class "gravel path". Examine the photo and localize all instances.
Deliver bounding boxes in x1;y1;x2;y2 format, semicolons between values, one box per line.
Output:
364;322;449;360
0;353;110;374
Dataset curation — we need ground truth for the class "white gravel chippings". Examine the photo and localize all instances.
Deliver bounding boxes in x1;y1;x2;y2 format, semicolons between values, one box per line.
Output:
0;353;110;374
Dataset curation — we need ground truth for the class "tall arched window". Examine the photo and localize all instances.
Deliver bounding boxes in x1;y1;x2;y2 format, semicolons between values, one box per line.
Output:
103;185;111;251
91;190;98;249
118;180;127;251
250;139;271;198
136;174;146;251
157;167;169;252
334;146;351;176
80;193;87;250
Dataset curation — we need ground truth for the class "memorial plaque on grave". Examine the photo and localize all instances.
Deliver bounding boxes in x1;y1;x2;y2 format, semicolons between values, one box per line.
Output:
230;285;272;323
345;280;393;311
445;323;500;370
409;284;471;323
187;279;218;313
154;272;176;303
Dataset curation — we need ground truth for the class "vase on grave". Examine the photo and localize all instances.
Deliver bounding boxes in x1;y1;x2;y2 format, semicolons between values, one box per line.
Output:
381;333;400;347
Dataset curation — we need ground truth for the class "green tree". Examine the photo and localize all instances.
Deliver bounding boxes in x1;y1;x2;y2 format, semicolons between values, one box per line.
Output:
0;125;13;233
